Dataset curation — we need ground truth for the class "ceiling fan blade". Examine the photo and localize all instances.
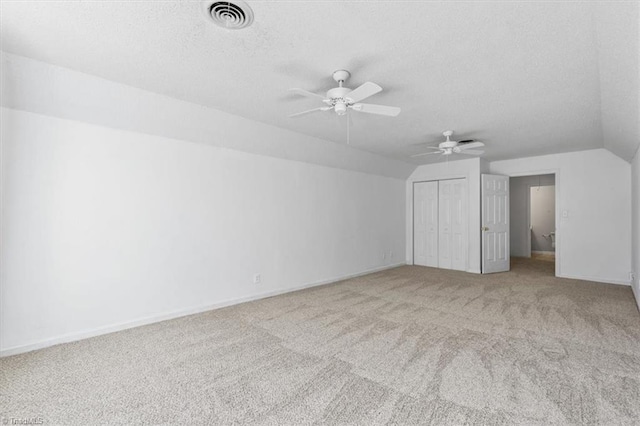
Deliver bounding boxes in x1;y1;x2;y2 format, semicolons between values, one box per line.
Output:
458;139;475;144
345;82;382;103
289;107;331;117
351;103;401;117
458;150;484;155
411;151;443;157
288;88;327;100
457;141;484;150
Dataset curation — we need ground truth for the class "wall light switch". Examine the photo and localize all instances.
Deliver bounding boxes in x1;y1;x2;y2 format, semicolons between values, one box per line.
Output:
562;210;569;219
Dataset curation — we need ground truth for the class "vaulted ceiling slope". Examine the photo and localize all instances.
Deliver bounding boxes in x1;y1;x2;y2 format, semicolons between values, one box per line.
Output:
1;1;638;164
0;52;415;180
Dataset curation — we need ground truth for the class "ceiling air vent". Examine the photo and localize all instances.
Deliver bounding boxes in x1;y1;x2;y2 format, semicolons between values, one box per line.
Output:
202;1;254;30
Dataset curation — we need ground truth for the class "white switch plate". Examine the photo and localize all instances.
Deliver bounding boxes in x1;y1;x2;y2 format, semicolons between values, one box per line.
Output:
253;274;261;284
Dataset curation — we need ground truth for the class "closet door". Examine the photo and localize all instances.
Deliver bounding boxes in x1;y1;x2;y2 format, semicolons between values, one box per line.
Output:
413;181;439;267
481;174;510;273
439;178;467;271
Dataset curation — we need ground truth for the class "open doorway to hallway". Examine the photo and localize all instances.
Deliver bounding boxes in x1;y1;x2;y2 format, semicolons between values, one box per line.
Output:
509;174;556;275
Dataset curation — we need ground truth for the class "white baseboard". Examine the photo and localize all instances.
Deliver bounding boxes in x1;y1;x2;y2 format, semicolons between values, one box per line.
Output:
632;281;640;312
0;263;406;358
405;260;481;275
557;273;631;286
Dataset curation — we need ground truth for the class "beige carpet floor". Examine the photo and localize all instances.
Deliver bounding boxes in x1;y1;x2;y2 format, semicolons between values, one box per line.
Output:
2;258;640;425
531;252;556;262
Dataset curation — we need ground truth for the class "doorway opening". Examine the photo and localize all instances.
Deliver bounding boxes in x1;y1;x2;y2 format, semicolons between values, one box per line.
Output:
509;174;556;275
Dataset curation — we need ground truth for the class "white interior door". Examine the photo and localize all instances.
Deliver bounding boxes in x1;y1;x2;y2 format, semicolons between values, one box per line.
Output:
482;174;510;273
413;181;438;267
439;178;467;271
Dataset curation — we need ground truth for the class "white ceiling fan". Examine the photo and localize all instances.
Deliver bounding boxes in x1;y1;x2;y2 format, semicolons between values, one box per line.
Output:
288;70;401;118
412;130;485;158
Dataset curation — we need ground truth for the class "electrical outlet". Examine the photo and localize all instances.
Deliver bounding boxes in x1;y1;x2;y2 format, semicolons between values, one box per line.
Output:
382;252;387;260
253;273;261;284
630;271;635;282
389;250;394;260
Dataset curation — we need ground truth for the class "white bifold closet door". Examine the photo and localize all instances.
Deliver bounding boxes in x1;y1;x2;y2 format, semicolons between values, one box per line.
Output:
413;181;439;267
438;179;468;271
413;178;467;271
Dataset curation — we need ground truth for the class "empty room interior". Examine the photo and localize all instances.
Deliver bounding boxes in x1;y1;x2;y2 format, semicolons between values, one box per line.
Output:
1;1;640;425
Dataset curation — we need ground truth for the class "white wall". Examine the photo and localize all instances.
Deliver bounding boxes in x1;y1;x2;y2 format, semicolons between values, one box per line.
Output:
406;158;482;273
510;174;555;257
632;147;640;309
0;108;406;355
530;185;556;252
490;149;631;285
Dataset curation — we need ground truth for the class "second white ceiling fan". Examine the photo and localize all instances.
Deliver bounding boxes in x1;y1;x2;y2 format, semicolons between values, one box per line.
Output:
412;131;485;158
288;70;401;118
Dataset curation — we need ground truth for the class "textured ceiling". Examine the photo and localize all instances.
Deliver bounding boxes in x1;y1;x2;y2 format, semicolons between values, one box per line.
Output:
1;0;638;163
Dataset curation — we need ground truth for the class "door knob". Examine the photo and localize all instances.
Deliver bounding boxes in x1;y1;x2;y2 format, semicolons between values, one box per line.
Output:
482;226;489;231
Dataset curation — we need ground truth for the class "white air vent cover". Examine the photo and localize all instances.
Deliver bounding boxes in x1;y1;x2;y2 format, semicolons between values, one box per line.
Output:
202;1;254;30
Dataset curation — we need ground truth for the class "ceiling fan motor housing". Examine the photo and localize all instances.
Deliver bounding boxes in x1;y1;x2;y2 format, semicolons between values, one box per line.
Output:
327;87;351;100
440;141;458;149
327;87;351;115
